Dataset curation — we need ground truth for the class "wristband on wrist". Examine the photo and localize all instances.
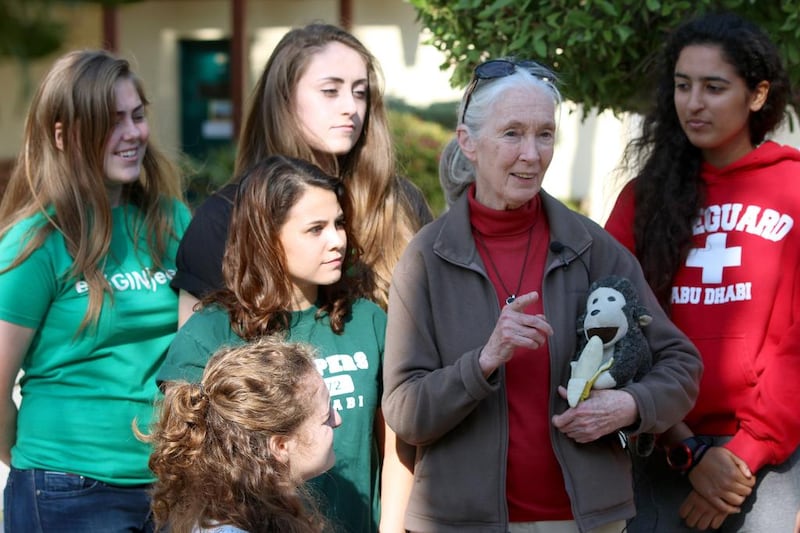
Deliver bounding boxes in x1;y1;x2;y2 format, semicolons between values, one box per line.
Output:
666;436;712;474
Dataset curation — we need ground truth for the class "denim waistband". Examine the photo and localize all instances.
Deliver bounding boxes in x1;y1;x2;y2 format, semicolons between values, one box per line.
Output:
15;467;152;490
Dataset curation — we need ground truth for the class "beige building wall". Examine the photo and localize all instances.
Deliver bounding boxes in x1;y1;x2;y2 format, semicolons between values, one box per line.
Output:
115;0;461;158
0;1;460;160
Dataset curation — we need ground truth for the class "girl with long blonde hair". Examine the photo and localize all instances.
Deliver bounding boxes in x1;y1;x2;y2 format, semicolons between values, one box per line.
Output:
0;49;190;531
172;23;431;324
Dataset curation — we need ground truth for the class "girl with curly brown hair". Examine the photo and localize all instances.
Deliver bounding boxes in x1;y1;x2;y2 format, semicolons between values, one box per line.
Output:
158;155;391;532
145;337;341;533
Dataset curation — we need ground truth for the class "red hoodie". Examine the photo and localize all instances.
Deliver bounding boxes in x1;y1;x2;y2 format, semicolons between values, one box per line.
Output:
605;141;800;472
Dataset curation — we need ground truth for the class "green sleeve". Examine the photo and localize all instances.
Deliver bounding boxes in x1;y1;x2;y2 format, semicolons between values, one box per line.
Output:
156;328;209;385
156;309;241;385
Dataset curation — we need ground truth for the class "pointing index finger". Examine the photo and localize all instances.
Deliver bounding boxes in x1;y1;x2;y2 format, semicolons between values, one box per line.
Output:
507;290;539;311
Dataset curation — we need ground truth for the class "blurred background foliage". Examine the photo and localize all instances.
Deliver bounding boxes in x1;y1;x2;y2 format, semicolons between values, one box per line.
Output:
410;0;800;117
0;0;141;61
0;1;63;61
388;99;458;215
0;0;143;97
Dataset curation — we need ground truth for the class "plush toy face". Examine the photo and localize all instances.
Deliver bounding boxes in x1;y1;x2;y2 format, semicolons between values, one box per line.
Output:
583;286;629;347
569;276;653;414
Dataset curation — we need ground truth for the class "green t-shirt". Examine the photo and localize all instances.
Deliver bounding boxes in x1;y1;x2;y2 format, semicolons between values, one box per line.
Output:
158;299;386;533
0;200;190;485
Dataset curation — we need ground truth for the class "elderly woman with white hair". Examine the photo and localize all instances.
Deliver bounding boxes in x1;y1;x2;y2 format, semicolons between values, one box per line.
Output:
382;58;703;533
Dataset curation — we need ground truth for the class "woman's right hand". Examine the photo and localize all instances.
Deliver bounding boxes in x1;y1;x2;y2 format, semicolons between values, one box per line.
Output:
687;446;755;512
478;291;553;377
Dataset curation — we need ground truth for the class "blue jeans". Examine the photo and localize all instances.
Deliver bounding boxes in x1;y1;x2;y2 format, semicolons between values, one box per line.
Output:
4;467;154;533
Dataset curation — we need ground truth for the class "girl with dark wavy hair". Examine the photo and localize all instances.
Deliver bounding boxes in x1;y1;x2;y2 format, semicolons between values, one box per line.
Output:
170;25;427;531
158;155;392;533
606;12;800;532
144;337;341;533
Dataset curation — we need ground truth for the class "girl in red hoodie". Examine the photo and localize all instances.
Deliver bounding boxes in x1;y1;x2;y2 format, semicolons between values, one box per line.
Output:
606;12;800;533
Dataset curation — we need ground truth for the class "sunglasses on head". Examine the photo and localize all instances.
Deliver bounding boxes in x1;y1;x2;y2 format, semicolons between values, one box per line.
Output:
460;59;555;124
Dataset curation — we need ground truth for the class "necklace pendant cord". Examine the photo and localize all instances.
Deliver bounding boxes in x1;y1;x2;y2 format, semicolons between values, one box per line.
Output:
474;225;535;307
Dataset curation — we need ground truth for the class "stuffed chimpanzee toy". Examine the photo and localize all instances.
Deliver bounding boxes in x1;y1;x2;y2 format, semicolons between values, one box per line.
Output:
567;275;654;455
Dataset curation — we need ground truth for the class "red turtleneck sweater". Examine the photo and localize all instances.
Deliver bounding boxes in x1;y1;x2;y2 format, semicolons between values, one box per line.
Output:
468;186;572;521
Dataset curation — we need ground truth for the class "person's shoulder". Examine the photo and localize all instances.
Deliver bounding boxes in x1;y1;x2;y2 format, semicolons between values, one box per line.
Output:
396;220;434;263
165;196;192;220
183;304;230;330
346;298;387;340
412;209;447;241
604;183;637;252
613;178;637;200
724;143;800;201
540;192;602;230
146;197;192;236
192;183;238;219
567;207;620;244
178;185;236;245
541;192;629;252
351;298;386;318
160;305;236;384
765;142;800;177
0;211;60;253
759;140;800;160
396;209;451;266
2;211;47;238
172;305;236;350
725;141;800;179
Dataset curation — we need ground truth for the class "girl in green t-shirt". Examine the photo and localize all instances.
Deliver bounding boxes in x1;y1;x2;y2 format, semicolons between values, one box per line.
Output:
0;49;189;532
160;155;392;532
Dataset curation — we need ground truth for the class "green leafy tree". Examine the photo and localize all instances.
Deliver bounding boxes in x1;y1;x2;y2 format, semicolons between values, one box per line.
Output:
410;0;800;115
0;0;143;100
0;0;143;62
389;108;453;215
0;1;64;61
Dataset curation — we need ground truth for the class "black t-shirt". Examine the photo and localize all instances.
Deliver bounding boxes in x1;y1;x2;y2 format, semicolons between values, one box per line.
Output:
171;177;433;298
170;183;237;298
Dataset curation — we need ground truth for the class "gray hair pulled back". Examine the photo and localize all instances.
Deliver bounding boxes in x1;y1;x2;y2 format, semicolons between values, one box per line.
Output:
446;60;561;197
